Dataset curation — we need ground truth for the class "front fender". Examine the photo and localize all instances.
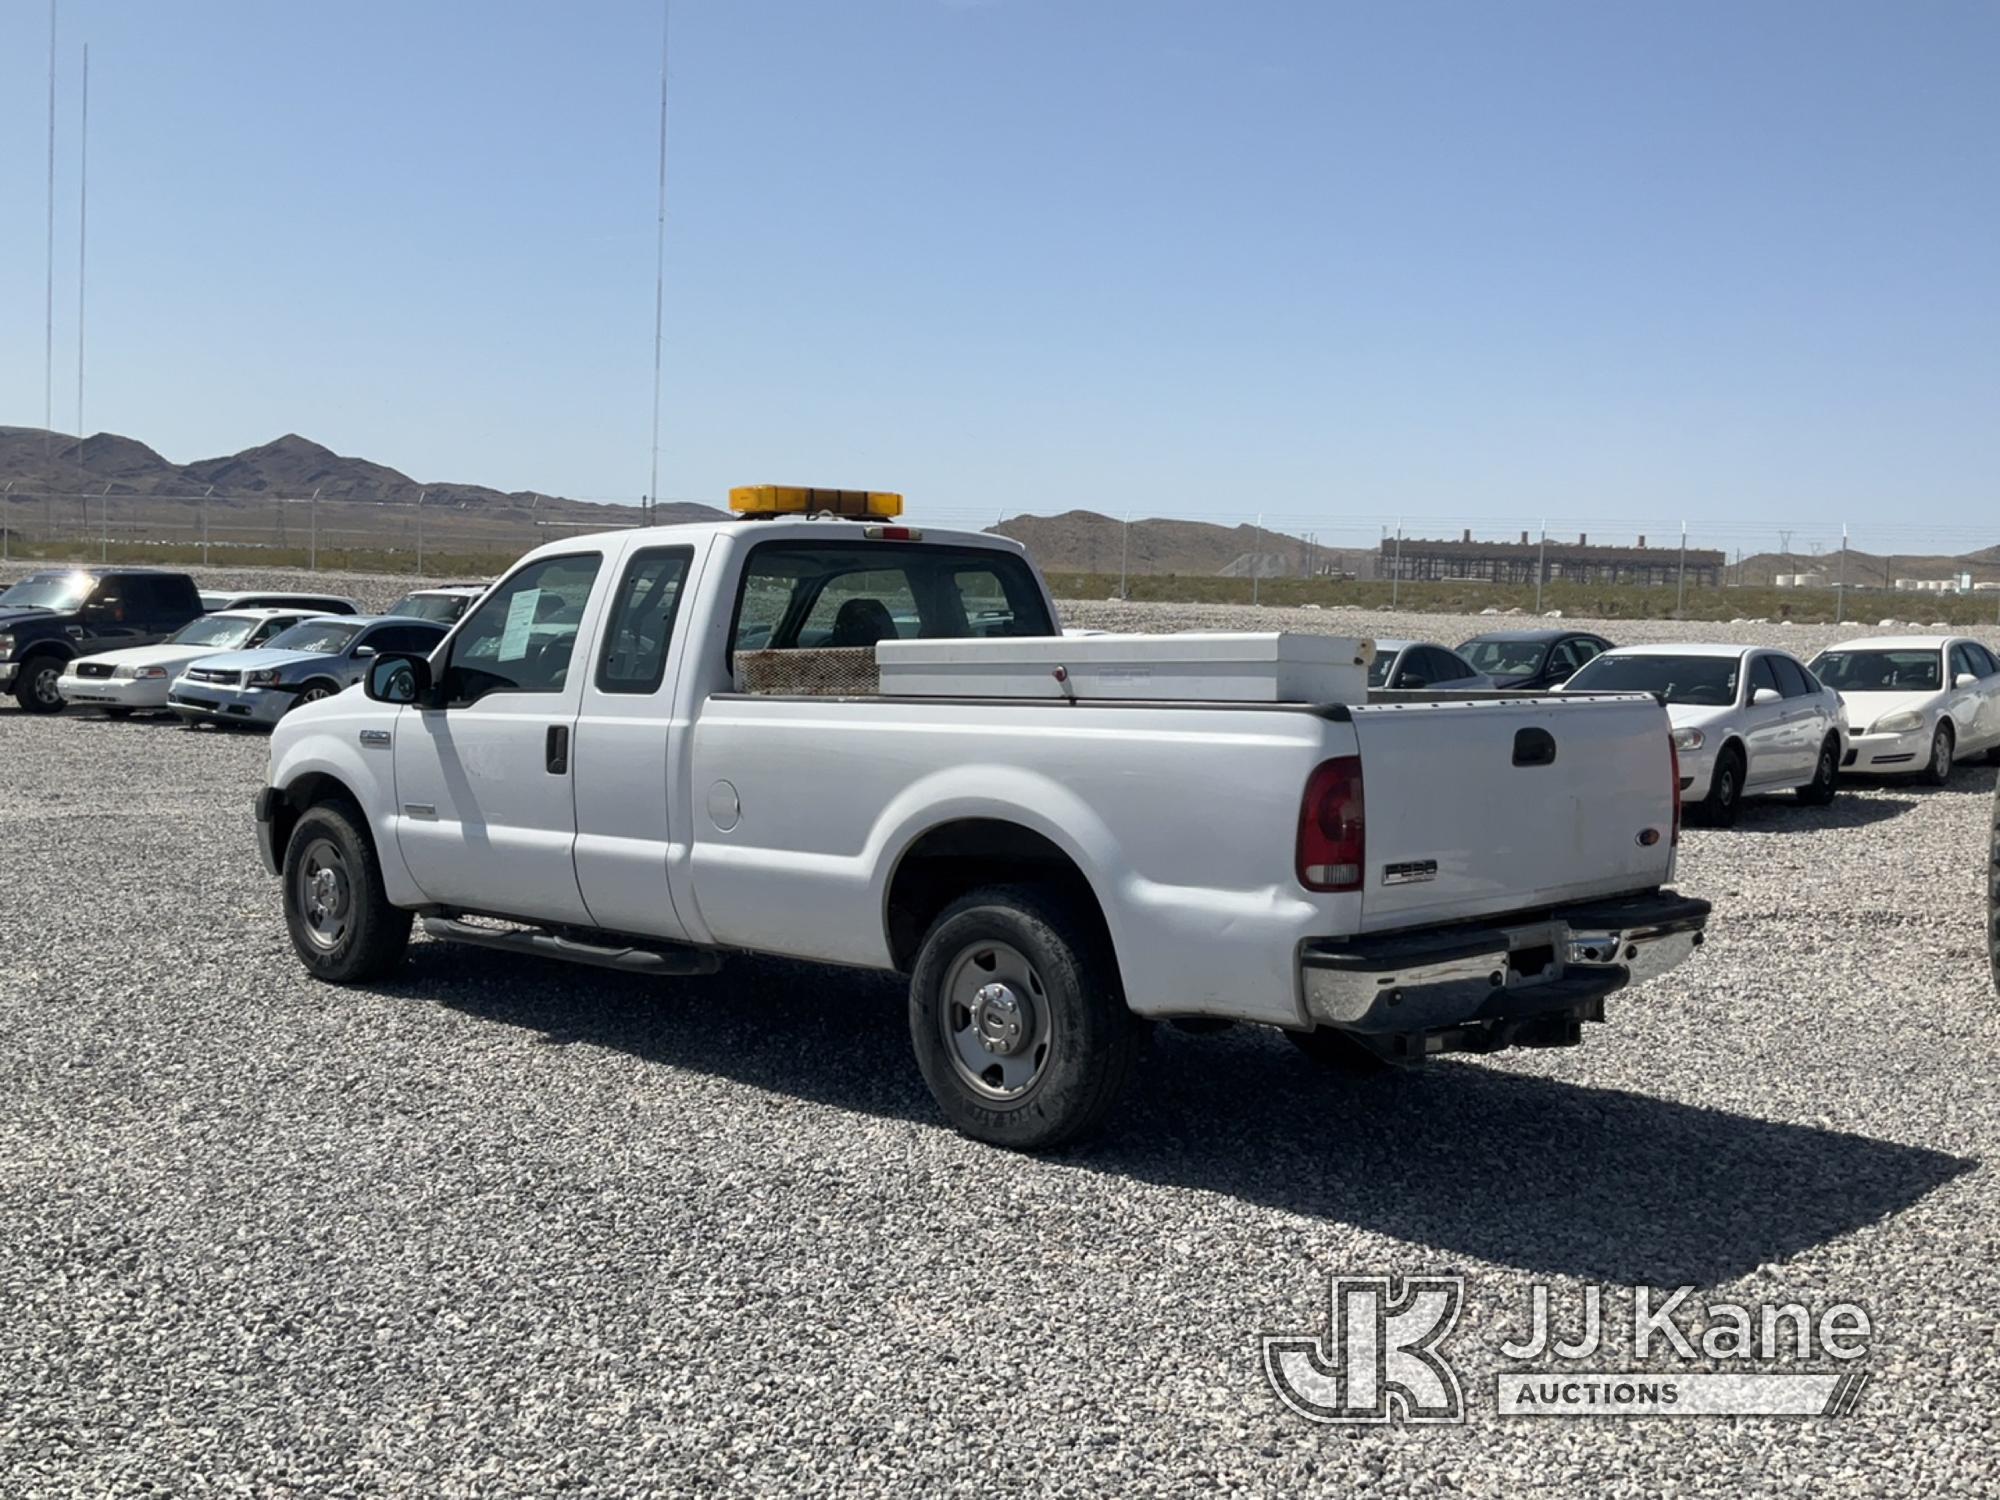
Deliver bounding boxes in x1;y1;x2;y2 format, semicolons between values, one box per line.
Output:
268;713;421;907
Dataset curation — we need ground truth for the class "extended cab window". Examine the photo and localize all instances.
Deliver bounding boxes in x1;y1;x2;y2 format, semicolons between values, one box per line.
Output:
445;553;603;706
729;541;1053;659
598;546;692;694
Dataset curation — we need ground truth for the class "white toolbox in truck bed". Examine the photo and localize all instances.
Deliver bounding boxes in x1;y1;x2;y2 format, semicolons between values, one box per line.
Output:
875;631;1375;703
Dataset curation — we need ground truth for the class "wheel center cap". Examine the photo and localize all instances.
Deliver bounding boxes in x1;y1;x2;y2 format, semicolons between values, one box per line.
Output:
972;982;1029;1055
310;868;341;915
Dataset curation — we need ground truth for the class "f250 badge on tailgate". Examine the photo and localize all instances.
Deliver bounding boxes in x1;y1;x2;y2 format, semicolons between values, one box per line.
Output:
1383;859;1439;886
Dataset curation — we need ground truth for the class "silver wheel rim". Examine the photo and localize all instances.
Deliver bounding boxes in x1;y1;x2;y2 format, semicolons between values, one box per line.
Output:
1935;733;1951;779
294;836;352;951
302;686;330;703
1718;763;1736;806
939;939;1054;1103
1818;747;1835;788
31;663;62;706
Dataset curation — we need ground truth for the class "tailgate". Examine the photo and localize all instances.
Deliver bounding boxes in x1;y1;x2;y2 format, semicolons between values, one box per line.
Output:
1347;694;1675;932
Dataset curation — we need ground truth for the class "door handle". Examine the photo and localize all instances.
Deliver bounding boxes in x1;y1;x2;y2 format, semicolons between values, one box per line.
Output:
546;724;570;775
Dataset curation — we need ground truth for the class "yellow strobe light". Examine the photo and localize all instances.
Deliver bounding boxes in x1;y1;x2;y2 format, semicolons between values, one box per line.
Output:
728;485;903;519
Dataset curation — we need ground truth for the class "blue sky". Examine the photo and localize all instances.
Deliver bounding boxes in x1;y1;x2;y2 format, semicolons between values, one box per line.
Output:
1;0;1994;545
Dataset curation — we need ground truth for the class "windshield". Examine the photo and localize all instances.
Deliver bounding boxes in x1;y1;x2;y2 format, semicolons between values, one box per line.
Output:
264;620;362;655
1807;649;1942;694
1459;639;1548;678
389;592;470;623
0;572;95;612
169;615;261;649
1566;653;1740;706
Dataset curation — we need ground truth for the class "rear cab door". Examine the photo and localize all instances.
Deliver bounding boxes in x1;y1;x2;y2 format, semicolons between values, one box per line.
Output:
569;538;708;940
390;550;609;924
1740;653;1794;785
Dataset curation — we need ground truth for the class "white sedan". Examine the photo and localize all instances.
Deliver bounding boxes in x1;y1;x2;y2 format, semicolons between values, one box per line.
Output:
1559;643;1844;825
57;608;323;716
1808;636;2000;785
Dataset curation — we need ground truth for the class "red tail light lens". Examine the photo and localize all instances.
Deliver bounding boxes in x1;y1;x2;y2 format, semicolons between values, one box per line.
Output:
1668;734;1682;845
1297;755;1365;892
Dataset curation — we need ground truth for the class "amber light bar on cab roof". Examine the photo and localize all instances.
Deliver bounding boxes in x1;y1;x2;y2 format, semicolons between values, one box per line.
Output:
728;485;904;520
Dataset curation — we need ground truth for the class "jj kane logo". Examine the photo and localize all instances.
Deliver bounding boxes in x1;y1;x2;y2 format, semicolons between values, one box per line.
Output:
1264;1277;1872;1424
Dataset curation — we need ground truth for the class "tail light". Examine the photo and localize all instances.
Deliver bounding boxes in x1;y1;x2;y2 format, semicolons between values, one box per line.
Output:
1668;734;1682;844
1297;756;1365;891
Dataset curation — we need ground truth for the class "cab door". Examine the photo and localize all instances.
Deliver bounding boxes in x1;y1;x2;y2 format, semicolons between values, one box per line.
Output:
569;541;704;940
391;551;606;924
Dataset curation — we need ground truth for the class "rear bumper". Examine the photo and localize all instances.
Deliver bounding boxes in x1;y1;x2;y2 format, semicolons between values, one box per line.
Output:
1298;890;1710;1047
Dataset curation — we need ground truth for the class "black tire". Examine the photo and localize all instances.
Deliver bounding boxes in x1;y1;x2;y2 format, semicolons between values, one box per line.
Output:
1699;745;1745;827
281;801;411;984
1921;723;1954;787
908;884;1142;1150
1287;1026;1389;1076
12;653;68;713
1796;734;1841;806
286;679;340;715
1985;744;2000;767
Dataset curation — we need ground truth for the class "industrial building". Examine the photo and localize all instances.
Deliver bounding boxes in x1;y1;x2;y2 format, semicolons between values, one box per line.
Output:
1378;530;1725;587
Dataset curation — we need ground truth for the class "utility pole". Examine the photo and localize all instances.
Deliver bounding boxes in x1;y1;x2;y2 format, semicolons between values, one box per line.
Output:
416;488;426;576
1535;521;1547;613
1675;521;1688;617
1118;511;1129;599
1837;525;1847;623
1391;524;1403;609
43;0;57;472
2;482;13;564
75;43;87;484
98;482;110;561
308;487;321;571
201;485;212;565
1252;512;1263;607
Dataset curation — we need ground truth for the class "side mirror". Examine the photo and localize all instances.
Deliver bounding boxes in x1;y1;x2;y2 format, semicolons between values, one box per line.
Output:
352;643;377;659
1752;687;1781;706
365;652;431;705
1399;675;1428;690
1955;672;1978;689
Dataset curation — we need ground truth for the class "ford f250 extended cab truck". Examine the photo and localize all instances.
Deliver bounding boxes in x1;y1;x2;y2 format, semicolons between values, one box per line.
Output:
255;490;1709;1148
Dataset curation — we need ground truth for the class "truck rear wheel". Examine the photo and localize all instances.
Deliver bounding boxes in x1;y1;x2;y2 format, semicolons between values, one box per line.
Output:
908;884;1141;1150
281;801;411;984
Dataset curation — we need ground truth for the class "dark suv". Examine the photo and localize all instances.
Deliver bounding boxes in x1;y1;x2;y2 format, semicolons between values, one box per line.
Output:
0;568;205;712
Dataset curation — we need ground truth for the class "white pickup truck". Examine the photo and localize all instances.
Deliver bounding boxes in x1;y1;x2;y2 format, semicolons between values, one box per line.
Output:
255;500;1709;1148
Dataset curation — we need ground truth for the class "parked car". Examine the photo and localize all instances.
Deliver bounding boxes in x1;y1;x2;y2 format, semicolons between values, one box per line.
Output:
1457;628;1616;691
199;589;360;616
0;567;204;712
383;584;488;625
57;607;326;717
1560;644;1843;824
169;615;447;728
1367;639;1492;691
1807;636;2000;785
253;503;1707;1150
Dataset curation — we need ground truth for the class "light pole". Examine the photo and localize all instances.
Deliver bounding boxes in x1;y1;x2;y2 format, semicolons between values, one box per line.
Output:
1535;522;1547;613
416;488;426;576
1675;522;1688;617
1391;524;1403;609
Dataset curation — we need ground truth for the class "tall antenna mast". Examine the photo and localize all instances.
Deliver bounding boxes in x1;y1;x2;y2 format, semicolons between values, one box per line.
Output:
76;43;89;459
646;0;669;526
45;0;58;458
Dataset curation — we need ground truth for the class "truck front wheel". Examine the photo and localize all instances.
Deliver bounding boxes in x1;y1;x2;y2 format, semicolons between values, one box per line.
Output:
908;885;1142;1150
281;801;411;984
14;653;67;713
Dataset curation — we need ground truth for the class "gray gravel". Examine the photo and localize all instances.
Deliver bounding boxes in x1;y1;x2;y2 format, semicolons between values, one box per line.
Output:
3;591;1999;1497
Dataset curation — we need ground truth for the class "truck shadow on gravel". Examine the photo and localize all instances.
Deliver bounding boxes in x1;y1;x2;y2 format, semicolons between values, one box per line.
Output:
398;945;1973;1290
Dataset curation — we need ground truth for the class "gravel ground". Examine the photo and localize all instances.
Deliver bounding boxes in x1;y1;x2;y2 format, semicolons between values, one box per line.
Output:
3;580;1999;1497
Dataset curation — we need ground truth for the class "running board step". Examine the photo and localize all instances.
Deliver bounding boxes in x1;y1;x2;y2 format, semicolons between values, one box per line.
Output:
421;916;722;976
